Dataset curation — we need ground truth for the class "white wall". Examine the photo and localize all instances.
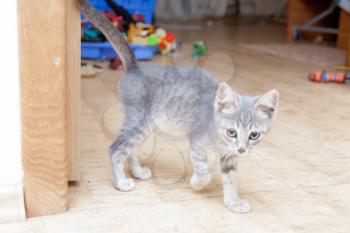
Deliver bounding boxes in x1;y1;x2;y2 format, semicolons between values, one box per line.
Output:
0;0;22;188
0;0;22;187
0;0;24;223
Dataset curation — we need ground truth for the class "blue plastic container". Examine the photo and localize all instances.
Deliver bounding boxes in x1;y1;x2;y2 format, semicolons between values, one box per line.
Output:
81;42;158;60
81;0;157;60
113;0;156;24
86;0;155;23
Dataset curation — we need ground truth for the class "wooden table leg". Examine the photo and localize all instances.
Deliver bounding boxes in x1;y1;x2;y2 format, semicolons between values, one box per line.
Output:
66;0;81;182
18;0;80;216
347;33;350;67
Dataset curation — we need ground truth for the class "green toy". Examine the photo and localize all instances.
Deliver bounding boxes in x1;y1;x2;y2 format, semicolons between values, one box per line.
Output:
146;35;159;46
192;40;208;57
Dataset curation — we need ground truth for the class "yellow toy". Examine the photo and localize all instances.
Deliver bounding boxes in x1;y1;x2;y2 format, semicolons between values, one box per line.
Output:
128;23;155;45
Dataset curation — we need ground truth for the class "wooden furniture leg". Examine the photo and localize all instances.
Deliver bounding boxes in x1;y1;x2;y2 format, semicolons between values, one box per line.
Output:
67;0;81;181
337;10;350;50
287;0;337;42
18;0;81;216
347;32;350;67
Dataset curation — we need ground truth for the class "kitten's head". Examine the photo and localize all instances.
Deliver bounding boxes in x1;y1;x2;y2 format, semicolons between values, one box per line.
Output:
214;83;279;155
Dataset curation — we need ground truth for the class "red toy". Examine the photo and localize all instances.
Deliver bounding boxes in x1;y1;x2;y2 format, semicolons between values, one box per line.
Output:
155;29;177;54
165;32;176;43
132;13;145;23
109;57;123;70
309;70;350;83
104;12;123;30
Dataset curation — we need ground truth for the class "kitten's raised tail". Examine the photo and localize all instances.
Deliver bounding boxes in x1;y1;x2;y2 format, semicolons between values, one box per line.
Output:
76;0;137;71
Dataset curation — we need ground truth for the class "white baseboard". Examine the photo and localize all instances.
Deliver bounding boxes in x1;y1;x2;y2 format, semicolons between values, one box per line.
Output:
0;184;25;224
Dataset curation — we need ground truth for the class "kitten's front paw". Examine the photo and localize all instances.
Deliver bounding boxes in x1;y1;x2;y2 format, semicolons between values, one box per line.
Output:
131;167;152;180
191;173;212;191
114;178;135;192
225;199;250;214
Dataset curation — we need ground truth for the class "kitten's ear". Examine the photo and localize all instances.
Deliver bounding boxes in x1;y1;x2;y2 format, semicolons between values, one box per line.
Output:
215;83;239;114
255;89;279;119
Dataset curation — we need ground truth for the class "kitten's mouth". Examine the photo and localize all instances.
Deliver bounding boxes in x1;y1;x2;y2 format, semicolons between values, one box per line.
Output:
228;146;240;154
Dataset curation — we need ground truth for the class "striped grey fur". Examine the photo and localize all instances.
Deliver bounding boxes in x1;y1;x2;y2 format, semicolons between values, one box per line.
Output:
220;153;237;173
76;0;279;213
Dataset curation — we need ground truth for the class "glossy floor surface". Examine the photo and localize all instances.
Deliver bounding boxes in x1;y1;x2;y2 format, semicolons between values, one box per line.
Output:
3;20;350;233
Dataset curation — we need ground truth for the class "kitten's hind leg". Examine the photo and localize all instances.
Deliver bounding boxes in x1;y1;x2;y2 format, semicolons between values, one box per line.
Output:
189;148;212;191
127;156;152;180
109;116;153;191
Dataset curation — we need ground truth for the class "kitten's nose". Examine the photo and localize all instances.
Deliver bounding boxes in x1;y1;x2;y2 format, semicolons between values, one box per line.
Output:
238;148;246;154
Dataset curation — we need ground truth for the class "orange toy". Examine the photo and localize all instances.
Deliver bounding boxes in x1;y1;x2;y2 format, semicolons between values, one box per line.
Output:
309;70;350;83
156;28;177;54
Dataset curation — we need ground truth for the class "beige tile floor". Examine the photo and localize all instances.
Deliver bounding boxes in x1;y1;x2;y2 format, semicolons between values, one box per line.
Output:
2;20;350;233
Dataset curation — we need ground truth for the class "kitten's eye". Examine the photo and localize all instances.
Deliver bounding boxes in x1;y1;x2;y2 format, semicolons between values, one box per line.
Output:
226;128;237;138
249;131;261;140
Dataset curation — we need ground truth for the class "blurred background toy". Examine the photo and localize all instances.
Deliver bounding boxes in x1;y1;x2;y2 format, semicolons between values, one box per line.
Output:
132;13;145;23
192;40;208;57
109;57;123;70
309;70;350;83
82;28;105;42
106;0;135;31
155;28;177;54
81;63;104;78
146;35;159;46
128;23;155;45
104;12;123;30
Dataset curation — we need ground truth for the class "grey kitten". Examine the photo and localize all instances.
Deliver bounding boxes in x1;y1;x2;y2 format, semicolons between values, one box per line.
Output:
77;0;279;213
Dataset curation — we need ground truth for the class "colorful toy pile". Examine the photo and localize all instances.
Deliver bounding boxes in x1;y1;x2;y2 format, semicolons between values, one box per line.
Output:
81;0;178;63
127;24;178;54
